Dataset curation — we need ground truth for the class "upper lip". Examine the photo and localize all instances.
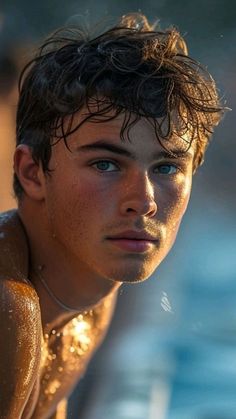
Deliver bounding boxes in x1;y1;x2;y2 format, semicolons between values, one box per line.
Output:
107;230;158;241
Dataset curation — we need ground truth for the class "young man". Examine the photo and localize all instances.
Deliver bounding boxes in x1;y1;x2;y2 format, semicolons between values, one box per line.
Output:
0;13;223;419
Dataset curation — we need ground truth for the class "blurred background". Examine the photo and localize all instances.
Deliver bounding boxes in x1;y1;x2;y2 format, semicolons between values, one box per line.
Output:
0;1;235;418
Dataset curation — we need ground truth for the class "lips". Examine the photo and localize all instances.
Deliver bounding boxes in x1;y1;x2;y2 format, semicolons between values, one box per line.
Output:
107;230;157;241
107;230;158;253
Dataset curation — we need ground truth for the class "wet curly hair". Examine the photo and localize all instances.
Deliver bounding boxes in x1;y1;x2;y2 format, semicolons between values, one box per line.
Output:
14;13;224;198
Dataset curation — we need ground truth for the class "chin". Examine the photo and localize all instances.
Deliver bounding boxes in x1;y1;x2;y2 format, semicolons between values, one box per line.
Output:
105;260;160;284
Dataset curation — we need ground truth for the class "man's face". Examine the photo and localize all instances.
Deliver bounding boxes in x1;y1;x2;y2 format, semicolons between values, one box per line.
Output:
42;113;194;283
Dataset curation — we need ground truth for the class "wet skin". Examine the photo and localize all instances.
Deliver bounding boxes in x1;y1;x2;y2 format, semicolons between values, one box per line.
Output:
0;211;117;419
0;113;194;417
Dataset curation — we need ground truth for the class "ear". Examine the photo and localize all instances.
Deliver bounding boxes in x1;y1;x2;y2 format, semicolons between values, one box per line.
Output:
14;145;46;200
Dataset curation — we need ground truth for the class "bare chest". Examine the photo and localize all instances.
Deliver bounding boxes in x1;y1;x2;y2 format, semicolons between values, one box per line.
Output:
40;314;94;408
27;302;115;419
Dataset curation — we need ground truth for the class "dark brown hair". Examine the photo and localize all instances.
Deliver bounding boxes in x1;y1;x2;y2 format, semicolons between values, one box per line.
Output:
14;13;224;197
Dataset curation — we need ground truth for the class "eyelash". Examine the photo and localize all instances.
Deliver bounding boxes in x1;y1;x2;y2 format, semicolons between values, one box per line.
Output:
91;160;119;172
90;159;181;175
154;164;179;175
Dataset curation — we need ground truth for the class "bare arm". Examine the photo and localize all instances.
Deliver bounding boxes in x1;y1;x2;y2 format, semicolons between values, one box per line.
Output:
0;278;41;419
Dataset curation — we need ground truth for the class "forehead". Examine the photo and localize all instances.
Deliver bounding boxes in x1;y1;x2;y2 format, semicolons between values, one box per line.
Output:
63;109;196;158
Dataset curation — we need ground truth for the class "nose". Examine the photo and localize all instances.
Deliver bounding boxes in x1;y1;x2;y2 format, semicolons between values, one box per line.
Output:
119;171;157;217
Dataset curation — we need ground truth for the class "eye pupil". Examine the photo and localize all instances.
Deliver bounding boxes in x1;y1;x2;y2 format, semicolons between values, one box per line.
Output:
160;166;169;173
159;165;172;174
97;161;109;170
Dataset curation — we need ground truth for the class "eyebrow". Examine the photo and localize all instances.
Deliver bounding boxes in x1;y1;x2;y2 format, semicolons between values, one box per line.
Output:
76;140;193;161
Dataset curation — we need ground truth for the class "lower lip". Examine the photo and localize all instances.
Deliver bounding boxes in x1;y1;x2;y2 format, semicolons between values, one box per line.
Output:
107;238;156;253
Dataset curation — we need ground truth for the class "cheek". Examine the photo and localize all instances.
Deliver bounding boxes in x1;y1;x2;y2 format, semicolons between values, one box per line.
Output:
173;178;192;217
66;177;116;219
166;174;192;214
161;176;192;240
179;175;192;212
45;174;115;241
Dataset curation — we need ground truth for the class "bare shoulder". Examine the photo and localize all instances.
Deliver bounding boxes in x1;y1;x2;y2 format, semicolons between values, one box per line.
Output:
0;211;42;417
0;207;41;352
0;209;40;355
0;209;28;280
0;275;41;344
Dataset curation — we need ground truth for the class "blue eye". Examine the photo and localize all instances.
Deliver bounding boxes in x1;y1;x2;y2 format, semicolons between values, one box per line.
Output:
93;160;119;172
155;164;178;175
